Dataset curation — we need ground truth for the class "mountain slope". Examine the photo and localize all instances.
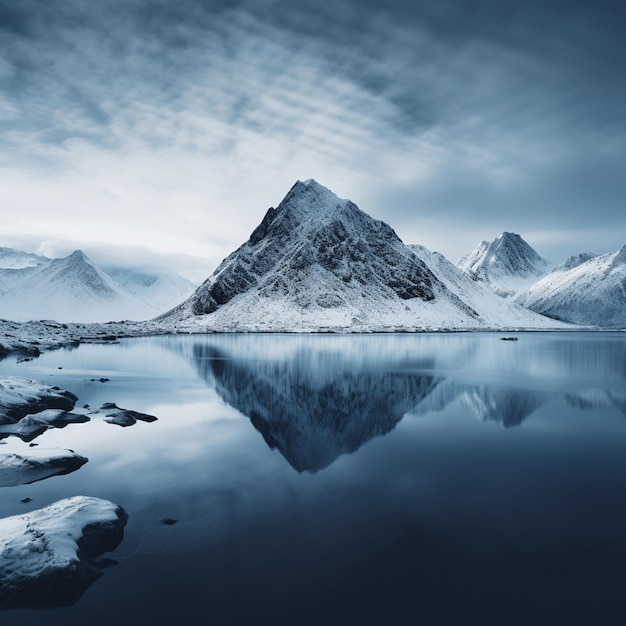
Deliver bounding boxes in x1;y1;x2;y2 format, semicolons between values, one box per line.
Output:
516;246;626;328
457;232;552;298
103;267;196;315
161;180;566;332
407;244;563;328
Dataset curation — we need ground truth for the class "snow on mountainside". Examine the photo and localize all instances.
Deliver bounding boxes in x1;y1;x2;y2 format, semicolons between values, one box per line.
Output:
516;246;626;328
0;248;196;323
0;247;49;270
103;266;196;315
554;252;599;271
161;180;567;332
407;244;565;328
457;232;552;298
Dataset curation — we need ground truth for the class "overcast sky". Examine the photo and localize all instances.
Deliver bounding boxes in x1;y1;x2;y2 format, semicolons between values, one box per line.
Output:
1;0;625;281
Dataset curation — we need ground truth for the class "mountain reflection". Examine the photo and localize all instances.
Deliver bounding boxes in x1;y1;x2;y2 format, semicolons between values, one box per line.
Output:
458;385;548;427
566;389;626;417
189;339;440;472
168;333;626;470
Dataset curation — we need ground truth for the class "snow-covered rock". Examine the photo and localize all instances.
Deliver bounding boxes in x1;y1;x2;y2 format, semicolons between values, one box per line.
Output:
0;377;84;441
457;232;552;298
0;496;127;608
160;181;565;332
0;446;88;487
0;377;78;426
516;246;626;328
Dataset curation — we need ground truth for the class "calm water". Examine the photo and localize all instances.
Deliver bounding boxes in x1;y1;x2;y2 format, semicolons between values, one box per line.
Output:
1;332;626;625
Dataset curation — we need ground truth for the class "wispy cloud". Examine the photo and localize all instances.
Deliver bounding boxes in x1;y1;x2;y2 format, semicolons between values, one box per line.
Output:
1;0;625;274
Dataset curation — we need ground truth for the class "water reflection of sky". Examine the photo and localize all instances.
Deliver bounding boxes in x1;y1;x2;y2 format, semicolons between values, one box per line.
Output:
1;333;626;624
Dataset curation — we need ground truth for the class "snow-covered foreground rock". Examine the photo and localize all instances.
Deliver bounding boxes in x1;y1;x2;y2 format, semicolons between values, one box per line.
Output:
516;246;626;328
0;377;77;426
0;446;88;487
457;231;552;298
0;496;128;608
160;180;566;332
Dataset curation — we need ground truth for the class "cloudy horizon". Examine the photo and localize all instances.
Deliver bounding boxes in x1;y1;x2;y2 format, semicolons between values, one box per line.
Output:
1;0;625;281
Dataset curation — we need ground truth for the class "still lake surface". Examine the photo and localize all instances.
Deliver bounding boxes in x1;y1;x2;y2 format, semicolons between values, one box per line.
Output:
1;332;626;625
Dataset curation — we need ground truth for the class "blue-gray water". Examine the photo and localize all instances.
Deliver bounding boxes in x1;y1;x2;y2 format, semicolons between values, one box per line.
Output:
1;332;626;625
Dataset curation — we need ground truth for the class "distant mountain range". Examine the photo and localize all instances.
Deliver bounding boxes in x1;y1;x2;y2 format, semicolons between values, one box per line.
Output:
2;180;623;328
0;248;195;323
455;233;625;328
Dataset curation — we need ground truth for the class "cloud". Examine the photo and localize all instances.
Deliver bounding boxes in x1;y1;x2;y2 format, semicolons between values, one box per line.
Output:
1;0;625;274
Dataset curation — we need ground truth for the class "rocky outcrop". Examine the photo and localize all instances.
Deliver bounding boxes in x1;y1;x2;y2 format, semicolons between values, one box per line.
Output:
0;496;128;609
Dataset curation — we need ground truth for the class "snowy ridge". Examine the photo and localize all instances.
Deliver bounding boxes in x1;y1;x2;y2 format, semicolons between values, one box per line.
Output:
516;246;626;328
161;181;567;332
457;232;552;298
0;247;48;270
555;252;599;271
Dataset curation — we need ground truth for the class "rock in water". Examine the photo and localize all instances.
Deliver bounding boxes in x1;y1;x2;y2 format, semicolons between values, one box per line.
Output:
0;447;88;487
0;496;128;608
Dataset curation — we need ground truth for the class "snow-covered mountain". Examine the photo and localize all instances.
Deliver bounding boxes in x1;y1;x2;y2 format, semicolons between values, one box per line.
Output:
457;232;552;298
103;266;196;316
0;250;147;323
516;246;626;328
554;252;599;272
0;248;196;323
407;244;560;329
161;180;566;332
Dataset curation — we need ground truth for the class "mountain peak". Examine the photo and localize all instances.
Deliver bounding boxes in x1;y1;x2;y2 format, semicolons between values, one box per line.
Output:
286;179;348;215
67;250;89;263
457;232;551;298
611;244;626;267
164;179;451;323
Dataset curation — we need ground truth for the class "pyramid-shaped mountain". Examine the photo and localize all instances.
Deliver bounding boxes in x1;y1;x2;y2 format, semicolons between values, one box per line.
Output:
162;180;565;332
457;232;552;298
